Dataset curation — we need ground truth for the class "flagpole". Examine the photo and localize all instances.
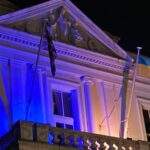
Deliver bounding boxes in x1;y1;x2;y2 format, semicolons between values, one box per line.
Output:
25;21;46;120
123;46;142;138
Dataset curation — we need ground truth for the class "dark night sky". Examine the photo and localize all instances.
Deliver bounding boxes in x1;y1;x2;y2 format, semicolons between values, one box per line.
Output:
8;0;150;57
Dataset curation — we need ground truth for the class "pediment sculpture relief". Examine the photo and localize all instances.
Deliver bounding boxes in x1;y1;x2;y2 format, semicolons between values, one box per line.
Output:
46;7;85;46
6;7;116;56
45;7;109;53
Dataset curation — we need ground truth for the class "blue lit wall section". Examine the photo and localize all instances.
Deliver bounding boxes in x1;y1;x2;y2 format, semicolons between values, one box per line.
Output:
25;64;46;123
0;61;47;138
0;62;10;138
0;97;10;137
1;58;82;136
84;83;93;132
11;61;26;123
71;90;80;131
40;72;49;124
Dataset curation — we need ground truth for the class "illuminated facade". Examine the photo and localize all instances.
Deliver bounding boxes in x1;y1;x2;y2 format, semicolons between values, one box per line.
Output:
0;0;150;147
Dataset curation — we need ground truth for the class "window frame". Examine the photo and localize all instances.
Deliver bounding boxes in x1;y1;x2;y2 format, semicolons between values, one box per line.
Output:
46;77;81;130
52;89;73;117
138;97;150;141
54;114;74;129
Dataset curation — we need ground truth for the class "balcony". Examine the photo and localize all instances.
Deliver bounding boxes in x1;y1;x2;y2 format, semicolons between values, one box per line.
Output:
0;120;150;150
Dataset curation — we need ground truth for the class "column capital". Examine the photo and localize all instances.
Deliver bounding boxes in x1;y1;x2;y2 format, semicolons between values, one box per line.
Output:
32;64;46;73
80;75;94;84
93;78;103;83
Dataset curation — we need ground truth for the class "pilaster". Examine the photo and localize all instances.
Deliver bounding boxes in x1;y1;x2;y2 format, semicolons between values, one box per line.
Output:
80;75;94;133
37;68;47;123
9;59;27;123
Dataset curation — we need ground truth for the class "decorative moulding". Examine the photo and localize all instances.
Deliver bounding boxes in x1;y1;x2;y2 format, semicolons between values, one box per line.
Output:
0;26;131;74
0;0;132;61
0;0;64;23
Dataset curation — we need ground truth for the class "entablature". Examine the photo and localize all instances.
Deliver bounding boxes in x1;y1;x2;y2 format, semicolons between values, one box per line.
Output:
0;26;132;75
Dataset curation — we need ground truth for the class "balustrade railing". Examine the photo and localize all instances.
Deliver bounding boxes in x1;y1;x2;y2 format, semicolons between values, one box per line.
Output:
17;120;150;150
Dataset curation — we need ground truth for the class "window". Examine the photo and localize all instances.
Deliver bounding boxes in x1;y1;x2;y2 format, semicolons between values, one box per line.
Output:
142;109;150;142
46;78;82;131
52;90;74;129
53;90;73;117
138;97;150;142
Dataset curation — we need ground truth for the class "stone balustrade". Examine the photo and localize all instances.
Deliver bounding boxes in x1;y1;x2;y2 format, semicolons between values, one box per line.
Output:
0;120;149;150
17;120;150;150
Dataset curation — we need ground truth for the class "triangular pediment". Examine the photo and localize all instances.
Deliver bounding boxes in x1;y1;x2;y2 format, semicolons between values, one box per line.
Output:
0;0;132;61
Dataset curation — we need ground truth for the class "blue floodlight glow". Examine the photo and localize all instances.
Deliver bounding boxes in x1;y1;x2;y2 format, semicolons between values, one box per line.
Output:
0;62;80;138
0;97;10;137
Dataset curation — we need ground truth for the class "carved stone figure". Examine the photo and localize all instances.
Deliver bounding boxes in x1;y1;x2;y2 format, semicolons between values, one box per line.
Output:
47;7;84;45
6;7;112;54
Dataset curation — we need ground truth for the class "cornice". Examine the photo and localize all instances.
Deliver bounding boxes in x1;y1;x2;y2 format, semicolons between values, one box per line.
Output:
55;42;130;72
0;0;64;23
0;26;131;74
0;26;39;49
135;77;150;92
1;45;150;89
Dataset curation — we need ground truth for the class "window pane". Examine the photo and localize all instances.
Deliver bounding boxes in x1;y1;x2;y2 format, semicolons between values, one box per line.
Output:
53;91;63;116
56;123;64;128
63;92;73;117
143;109;150;142
66;124;73;130
148;135;150;142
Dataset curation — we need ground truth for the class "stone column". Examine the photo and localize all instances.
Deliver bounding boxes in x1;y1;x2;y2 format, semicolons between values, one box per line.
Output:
80;75;94;133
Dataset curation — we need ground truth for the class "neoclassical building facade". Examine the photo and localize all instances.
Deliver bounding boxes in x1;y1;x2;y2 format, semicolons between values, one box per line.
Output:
0;0;150;149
